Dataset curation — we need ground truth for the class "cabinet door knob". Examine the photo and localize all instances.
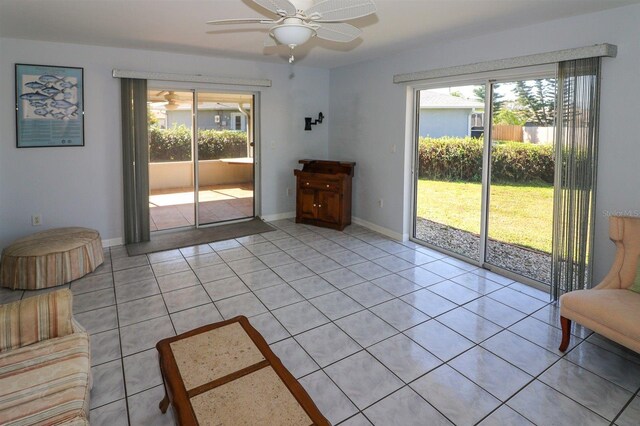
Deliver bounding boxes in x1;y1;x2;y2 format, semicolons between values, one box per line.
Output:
326;184;329;188
319;205;322;207
306;182;309;185
313;204;316;207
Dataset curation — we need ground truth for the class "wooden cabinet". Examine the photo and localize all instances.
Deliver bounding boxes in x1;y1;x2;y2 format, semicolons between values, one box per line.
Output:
294;160;355;230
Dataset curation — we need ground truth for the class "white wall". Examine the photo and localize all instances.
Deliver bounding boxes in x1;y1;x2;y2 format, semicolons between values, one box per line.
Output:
328;4;640;282
0;38;329;247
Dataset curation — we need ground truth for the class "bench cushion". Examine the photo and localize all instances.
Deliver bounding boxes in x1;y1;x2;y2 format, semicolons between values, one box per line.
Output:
0;331;90;425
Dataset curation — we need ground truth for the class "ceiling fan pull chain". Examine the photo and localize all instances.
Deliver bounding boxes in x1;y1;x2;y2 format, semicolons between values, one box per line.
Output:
289;46;295;63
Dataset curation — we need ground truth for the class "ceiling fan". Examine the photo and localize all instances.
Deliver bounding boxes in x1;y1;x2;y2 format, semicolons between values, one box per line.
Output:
206;0;377;63
150;91;181;110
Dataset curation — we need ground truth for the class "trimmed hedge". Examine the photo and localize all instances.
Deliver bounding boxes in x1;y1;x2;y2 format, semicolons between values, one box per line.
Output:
418;137;554;183
198;129;248;161
149;125;248;162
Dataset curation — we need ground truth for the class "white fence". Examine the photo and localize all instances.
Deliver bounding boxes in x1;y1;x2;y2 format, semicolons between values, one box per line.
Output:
523;126;554;144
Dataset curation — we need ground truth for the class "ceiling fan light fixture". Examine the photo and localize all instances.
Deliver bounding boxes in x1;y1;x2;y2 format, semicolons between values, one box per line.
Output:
206;0;377;63
271;24;315;48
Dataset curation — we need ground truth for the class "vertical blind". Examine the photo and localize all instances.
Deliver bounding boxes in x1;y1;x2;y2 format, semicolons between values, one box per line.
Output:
551;57;601;300
121;78;150;244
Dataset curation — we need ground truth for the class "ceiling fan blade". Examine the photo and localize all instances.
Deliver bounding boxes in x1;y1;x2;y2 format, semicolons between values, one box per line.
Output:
315;22;361;43
264;34;278;47
252;0;297;17
206;18;275;25
306;0;376;22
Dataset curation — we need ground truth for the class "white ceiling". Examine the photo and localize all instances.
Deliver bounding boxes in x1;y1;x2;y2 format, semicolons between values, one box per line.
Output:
1;0;637;69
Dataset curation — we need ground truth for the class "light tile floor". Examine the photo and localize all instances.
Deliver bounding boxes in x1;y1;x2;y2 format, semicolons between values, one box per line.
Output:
2;219;640;425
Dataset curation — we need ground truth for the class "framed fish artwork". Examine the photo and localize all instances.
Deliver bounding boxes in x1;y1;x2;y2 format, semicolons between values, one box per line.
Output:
15;64;84;148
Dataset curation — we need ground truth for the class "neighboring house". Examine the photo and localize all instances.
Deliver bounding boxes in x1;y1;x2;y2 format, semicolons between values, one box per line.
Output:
164;103;248;131
419;91;484;138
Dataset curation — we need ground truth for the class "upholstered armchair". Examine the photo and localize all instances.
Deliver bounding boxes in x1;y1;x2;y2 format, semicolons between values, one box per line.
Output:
559;215;640;353
0;289;91;425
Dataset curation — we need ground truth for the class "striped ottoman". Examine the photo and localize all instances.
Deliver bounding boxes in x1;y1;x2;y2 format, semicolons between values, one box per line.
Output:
0;227;103;290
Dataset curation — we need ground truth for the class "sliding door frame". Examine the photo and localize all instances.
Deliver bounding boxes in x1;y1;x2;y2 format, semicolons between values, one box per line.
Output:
148;80;262;232
481;70;558;291
193;89;260;228
409;65;557;288
410;76;487;267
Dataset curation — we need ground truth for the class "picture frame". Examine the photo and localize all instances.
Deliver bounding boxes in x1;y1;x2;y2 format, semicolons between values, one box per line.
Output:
15;64;84;148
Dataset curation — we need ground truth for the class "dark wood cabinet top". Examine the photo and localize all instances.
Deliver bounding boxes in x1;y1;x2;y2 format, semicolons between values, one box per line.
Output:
297;159;355;177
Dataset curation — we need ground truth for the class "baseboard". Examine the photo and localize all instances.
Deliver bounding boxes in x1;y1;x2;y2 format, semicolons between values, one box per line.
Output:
258;213;406;241
102;237;123;248
260;212;295;222
100;214;295;248
352;217;407;241
101;217;402;246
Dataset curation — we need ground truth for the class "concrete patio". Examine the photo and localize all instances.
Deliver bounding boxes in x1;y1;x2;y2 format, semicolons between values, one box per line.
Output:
149;184;254;231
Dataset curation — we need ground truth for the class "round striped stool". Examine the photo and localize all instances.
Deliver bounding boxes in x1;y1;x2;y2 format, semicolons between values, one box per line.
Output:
0;227;104;290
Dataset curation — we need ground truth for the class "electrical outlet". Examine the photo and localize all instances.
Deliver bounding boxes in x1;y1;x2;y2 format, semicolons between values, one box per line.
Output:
32;214;42;226
286;187;291;196
391;144;397;154
378;199;384;208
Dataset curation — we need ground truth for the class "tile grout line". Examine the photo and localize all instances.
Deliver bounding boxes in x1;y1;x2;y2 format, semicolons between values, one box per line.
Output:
90;247;132;424
610;386;640;426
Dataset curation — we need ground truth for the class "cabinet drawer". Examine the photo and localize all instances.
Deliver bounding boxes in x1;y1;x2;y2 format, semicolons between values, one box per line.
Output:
299;180;340;192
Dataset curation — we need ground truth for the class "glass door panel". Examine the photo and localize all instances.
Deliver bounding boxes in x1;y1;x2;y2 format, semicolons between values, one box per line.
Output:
147;90;195;232
485;78;556;284
196;92;255;226
414;85;486;262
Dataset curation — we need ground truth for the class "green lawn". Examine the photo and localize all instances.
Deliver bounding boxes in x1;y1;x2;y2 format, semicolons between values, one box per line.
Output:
416;179;554;253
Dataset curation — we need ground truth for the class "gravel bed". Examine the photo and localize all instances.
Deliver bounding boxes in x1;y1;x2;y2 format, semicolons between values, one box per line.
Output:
415;218;551;285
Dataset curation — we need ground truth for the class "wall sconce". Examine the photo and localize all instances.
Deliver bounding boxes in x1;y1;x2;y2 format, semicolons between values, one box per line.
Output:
305;112;324;131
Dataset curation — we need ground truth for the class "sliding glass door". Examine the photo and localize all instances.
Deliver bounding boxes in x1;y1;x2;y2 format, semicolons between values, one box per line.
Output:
414;84;485;262
148;90;195;231
147;89;256;232
485;78;556;285
196;92;255;226
413;72;556;286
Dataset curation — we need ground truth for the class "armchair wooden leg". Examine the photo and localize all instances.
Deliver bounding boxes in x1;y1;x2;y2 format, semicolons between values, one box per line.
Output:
159;393;169;413
559;316;571;352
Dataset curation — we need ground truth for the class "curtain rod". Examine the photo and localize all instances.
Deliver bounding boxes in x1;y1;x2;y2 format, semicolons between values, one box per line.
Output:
393;43;617;84
112;69;272;87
